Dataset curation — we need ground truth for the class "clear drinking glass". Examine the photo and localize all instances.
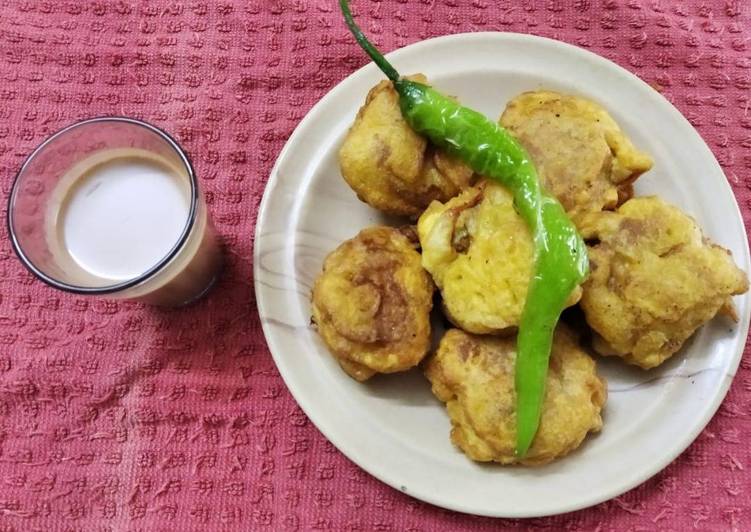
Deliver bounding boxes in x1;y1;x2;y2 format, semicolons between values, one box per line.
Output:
7;117;223;306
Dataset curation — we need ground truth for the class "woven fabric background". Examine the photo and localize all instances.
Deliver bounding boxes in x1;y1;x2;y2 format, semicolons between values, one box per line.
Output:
0;0;749;530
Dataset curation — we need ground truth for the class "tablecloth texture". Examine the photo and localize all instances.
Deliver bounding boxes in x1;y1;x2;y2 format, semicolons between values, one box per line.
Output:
0;1;749;530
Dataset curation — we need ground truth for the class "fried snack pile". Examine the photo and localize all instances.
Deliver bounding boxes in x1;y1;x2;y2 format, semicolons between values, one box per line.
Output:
425;326;606;465
311;226;434;381
500;91;653;223
312;81;749;466
417;180;580;334
580;196;750;369
338;75;474;217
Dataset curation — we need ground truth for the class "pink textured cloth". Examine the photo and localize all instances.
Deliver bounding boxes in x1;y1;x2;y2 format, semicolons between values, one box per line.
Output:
0;1;749;530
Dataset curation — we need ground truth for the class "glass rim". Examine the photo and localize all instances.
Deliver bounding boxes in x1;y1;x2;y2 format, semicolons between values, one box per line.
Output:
7;116;199;295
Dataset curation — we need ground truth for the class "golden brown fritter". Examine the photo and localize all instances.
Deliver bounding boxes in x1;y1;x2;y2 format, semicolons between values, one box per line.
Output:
417;180;581;335
425;326;606;465
339;75;474;218
500;90;653;223
580;196;749;369
311;226;434;381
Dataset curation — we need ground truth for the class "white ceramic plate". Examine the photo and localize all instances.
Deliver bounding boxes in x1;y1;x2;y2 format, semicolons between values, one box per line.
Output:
253;33;751;517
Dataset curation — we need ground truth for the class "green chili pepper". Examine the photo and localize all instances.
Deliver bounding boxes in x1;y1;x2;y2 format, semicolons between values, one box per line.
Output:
340;0;588;457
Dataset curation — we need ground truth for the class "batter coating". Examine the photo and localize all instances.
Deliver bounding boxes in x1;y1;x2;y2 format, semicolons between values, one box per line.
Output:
418;180;581;334
425;326;606;465
500;90;653;223
311;226;434;381
580;196;749;369
339;75;473;217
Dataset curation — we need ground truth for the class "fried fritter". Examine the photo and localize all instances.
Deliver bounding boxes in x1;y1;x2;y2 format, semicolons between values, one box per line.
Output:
311;226;434;381
500;90;653;222
580;196;749;369
417;180;581;334
339;75;474;217
425;326;606;465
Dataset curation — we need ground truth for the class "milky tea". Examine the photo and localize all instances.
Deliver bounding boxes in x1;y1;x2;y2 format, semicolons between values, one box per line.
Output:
9;119;222;306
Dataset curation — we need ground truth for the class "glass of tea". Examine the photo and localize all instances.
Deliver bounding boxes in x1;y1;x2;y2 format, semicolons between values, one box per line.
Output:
7;117;223;307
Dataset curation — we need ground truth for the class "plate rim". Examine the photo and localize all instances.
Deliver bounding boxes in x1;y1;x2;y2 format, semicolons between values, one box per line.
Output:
253;31;751;518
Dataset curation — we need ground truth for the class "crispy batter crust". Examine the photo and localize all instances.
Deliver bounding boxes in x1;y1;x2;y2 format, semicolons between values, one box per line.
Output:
311;226;434;381
580;196;749;369
418;180;581;334
339;76;474;217
425;326;606;465
500;90;653;224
